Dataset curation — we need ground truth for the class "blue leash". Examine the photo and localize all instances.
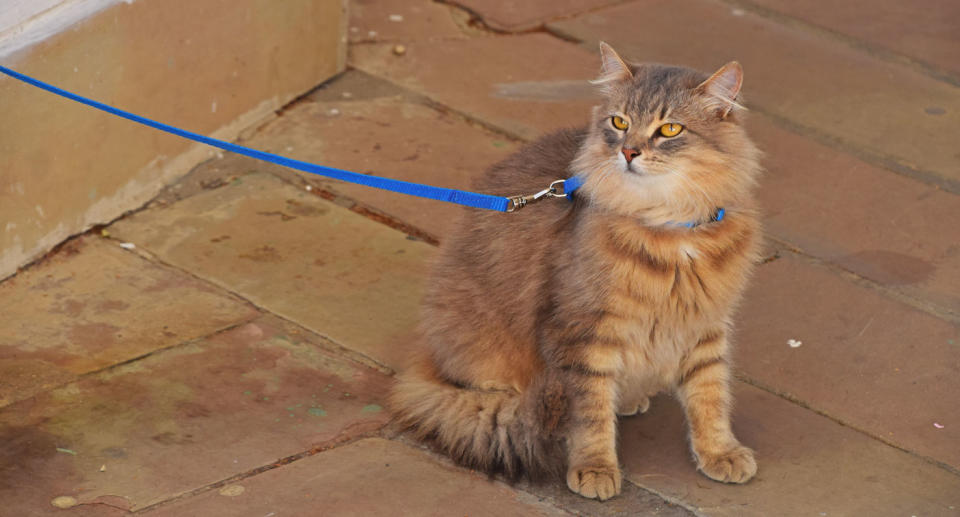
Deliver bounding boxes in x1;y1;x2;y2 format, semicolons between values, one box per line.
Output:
0;65;581;213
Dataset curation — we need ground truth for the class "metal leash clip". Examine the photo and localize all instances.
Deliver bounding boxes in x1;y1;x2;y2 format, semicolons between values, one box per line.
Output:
506;179;568;212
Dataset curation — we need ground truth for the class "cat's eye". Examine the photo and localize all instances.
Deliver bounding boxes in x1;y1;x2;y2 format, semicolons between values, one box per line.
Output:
659;123;684;137
611;115;629;131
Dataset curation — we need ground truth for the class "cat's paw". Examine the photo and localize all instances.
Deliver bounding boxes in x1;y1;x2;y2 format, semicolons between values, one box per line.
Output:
697;445;757;484
566;464;622;500
617;396;650;416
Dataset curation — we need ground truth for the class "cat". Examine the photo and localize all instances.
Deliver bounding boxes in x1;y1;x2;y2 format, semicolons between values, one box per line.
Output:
389;42;762;501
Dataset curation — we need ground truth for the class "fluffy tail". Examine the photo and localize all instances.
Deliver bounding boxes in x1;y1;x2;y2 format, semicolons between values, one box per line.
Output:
389;358;566;480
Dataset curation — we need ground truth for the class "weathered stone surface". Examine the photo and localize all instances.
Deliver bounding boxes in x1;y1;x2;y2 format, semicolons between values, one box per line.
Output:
246;71;519;241
0;235;257;407
450;0;623;31
746;0;960;79
0;316;391;513
548;1;960;186
736;254;960;469
348;0;465;43
146;438;568;516
109;173;432;371
518;476;695;516
620;385;960;516
751;115;960;313
350;33;601;141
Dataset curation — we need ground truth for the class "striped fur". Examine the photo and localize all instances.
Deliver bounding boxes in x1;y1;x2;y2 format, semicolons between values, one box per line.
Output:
390;44;762;500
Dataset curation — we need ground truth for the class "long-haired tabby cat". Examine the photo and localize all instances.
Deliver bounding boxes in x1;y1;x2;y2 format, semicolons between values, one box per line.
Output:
390;42;761;500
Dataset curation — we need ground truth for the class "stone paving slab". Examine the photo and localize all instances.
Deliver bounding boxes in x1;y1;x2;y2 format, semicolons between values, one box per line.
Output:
0;235;258;408
349;0;466;43
146;438;569;516
750;115;960;314
350;33;600;141
737;254;960;470
745;0;960;79
450;0;623;31
0;315;391;514
246;71;518;241
620;385;960;517
548;0;960;187
109;173;432;371
516;475;695;516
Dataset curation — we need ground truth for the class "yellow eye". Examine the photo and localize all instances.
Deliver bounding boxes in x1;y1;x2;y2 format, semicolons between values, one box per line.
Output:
659;123;684;137
611;115;629;131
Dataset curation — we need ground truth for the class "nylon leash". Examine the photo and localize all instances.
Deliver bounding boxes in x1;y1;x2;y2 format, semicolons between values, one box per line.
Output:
0;65;581;212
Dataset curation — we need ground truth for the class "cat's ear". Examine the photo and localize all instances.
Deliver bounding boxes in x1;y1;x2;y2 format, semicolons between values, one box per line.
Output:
592;42;633;87
696;61;743;118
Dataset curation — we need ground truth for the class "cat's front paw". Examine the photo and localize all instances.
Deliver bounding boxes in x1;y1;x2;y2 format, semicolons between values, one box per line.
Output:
697;445;757;484
617;396;650;416
566;464;622;500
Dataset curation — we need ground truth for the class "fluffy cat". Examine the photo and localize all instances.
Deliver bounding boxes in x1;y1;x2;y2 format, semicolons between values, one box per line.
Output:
390;42;762;500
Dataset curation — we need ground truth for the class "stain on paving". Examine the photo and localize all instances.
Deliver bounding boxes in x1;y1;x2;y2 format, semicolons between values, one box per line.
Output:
0;236;258;408
836;249;936;286
0;315;392;513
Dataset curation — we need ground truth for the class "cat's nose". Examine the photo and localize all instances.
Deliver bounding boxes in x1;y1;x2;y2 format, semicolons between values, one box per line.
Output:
622;147;640;163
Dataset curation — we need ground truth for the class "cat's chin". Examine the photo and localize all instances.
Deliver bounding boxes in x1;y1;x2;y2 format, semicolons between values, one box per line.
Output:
620;161;672;178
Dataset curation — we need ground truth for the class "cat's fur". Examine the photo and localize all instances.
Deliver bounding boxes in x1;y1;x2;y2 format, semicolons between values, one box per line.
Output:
390;43;762;500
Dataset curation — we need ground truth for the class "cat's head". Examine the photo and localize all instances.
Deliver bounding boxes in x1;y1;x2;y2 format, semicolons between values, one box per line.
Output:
573;43;761;225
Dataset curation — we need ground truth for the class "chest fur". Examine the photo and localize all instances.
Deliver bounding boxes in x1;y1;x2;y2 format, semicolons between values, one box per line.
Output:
587;215;758;384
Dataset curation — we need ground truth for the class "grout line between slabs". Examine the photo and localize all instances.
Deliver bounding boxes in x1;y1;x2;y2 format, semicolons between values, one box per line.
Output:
133;429;387;514
750;106;960;196
770;239;960;324
711;0;960;88
388;433;702;516
435;0;639;36
735;374;960;479
106;235;396;376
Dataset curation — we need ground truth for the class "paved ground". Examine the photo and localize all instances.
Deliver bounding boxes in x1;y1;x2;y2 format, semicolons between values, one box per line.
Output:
2;0;959;515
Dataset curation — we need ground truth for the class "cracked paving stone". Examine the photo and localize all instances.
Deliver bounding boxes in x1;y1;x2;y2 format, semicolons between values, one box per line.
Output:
450;0;623;32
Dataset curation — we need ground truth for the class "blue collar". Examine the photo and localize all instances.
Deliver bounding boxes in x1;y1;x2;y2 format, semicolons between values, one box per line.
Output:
679;207;725;228
563;176;725;228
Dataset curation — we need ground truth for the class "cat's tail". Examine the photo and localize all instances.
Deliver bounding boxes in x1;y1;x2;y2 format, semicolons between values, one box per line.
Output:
389;356;567;480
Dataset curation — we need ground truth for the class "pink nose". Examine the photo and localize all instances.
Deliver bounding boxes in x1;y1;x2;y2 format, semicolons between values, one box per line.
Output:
622;147;640;163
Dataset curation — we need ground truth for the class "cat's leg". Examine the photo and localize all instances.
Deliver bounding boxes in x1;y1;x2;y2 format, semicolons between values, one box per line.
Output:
616;392;650;416
676;331;756;484
558;346;623;501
